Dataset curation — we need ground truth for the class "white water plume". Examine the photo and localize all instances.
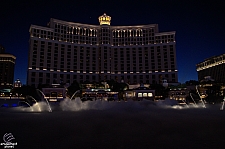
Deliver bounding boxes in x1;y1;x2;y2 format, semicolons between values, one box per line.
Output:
60;97;118;111
1;97;209;113
10;101;53;112
155;98;206;110
60;97;190;112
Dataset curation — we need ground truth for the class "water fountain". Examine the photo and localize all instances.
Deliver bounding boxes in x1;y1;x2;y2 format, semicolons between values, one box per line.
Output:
189;93;198;107
181;98;189;108
36;89;52;112
196;85;206;108
220;96;225;110
18;101;33;111
70;90;80;100
26;95;42;112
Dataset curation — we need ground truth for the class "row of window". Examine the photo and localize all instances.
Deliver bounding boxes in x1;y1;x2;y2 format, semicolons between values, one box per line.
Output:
31;26;175;45
32;40;175;50
53;24;159;38
197;54;225;70
30;41;176;71
0;57;16;63
29;72;177;84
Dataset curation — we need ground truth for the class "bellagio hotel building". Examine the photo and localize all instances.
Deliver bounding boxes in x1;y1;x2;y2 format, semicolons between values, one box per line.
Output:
27;13;178;87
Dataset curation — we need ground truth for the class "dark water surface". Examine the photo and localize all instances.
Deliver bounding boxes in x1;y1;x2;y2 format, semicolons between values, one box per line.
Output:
1;102;225;149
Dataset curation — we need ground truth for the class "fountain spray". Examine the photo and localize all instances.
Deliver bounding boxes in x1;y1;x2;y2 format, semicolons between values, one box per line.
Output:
36;89;52;112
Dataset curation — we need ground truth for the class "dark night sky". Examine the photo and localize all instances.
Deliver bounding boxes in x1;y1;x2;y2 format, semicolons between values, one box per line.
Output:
0;0;224;84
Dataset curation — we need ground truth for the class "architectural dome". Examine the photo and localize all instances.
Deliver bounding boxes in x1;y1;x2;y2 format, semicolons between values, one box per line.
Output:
98;13;111;25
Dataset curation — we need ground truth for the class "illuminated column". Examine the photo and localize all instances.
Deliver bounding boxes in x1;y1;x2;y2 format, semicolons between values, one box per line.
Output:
98;13;112;81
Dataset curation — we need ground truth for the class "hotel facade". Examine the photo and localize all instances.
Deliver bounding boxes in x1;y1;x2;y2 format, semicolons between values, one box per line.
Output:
196;54;225;83
0;45;16;87
27;13;178;87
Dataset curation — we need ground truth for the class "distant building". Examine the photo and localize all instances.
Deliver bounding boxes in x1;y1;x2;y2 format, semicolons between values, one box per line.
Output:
28;13;178;87
196;54;225;83
14;79;22;88
125;86;155;101
42;84;66;101
168;88;188;101
0;45;16;87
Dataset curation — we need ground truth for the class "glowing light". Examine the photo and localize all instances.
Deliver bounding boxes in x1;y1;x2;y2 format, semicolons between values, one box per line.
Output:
49;99;57;102
148;93;153;97
98;13;111;25
138;93;142;97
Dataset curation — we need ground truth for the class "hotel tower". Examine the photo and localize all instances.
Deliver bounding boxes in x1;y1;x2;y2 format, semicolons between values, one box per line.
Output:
196;54;225;83
27;13;178;87
0;45;16;86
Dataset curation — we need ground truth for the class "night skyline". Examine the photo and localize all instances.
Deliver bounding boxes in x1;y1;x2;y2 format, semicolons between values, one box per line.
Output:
1;0;224;84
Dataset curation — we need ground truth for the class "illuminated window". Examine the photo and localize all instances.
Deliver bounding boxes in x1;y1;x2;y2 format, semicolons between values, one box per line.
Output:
143;93;147;97
148;93;153;97
138;93;142;97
